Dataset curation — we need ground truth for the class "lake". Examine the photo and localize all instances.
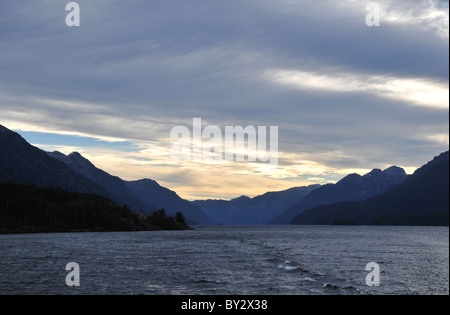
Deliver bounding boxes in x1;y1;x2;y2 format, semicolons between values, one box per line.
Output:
0;226;448;295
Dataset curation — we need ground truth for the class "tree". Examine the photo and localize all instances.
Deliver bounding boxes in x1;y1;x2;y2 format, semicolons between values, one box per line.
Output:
0;183;192;233
175;211;187;225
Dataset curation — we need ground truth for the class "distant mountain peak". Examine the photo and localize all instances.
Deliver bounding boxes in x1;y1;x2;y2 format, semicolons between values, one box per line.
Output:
365;168;382;175
47;151;67;160
50;151;89;164
231;195;251;202
133;178;160;186
340;173;362;183
383;165;407;177
384;165;404;172
63;152;97;173
362;166;407;183
67;151;89;162
68;151;82;158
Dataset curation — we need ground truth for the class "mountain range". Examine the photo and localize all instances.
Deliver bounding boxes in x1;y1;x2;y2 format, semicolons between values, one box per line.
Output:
0;125;211;225
0;125;112;198
48;151;155;214
270;166;408;224
1;123;448;227
291;151;449;226
194;165;409;226
193;185;320;225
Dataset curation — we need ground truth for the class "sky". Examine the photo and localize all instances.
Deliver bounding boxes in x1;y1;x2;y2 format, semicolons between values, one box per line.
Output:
0;0;448;200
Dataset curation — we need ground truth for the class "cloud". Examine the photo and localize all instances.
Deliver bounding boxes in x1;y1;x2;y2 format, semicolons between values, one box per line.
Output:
17;131;140;151
334;0;449;38
382;0;449;39
265;69;449;109
0;0;448;199
417;132;450;146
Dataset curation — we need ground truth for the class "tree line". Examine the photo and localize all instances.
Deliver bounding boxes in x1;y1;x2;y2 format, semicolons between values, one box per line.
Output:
0;182;191;234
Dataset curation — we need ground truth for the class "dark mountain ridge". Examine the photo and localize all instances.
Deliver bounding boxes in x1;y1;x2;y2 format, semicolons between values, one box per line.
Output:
292;151;449;226
126;179;212;225
0;125;113;199
0;124;210;225
193;185;321;225
48;151;156;214
271;166;408;224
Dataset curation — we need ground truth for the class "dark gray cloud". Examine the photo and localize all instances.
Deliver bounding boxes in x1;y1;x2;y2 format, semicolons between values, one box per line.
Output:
0;0;448;186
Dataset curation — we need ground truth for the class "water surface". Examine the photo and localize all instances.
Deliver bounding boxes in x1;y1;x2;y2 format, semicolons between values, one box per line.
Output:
0;226;448;295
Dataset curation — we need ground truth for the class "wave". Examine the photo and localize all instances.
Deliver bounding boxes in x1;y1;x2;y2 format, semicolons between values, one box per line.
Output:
278;264;299;271
323;283;339;289
195;279;223;285
277;260;306;272
300;277;316;282
323;282;361;294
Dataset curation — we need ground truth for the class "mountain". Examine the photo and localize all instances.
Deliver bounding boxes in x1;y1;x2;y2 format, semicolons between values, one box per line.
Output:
193;185;321;225
291;151;449;226
48;151;156;214
126;179;212;225
48;152;211;224
0;124;211;225
412;151;449;177
0;125;113;198
271;166;408;224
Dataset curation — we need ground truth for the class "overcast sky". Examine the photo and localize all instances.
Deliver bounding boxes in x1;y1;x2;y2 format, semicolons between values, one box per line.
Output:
0;0;448;200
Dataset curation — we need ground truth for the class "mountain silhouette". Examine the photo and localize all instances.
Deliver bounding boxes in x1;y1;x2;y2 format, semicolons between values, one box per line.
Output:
0;125;113;199
2;124;445;227
0;124;210;225
291;151;449;226
51;153;211;225
126;179;212;225
48;151;156;214
193;185;320;225
411;151;449;177
271;166;408;224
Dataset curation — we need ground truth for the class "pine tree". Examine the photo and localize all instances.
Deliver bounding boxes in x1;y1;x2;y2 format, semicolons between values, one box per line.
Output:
175;211;187;226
